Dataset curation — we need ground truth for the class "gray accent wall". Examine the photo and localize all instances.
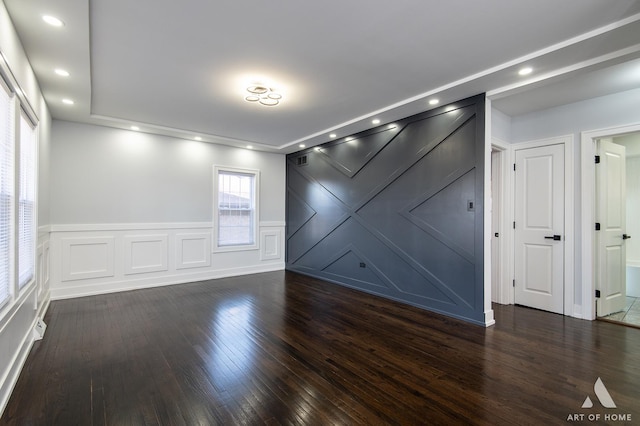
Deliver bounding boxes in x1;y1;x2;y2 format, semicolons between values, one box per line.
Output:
286;94;486;324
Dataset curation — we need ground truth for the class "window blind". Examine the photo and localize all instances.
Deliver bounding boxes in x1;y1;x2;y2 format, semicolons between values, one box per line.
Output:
217;170;256;246
18;111;35;288
0;82;14;305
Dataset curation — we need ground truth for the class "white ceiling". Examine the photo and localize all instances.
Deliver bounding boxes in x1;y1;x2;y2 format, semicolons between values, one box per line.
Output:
4;0;640;152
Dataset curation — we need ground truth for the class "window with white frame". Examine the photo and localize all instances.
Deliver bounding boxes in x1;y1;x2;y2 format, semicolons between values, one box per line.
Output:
0;71;38;313
0;79;14;307
214;167;259;249
18;111;36;288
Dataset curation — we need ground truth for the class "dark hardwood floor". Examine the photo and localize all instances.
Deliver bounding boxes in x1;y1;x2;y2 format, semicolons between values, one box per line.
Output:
2;271;639;425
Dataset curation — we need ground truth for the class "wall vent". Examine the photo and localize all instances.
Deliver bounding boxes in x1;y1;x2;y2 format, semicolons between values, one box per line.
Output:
296;155;308;166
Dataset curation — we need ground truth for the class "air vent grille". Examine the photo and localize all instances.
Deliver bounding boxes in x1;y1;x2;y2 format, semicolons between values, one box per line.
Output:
296;155;308;166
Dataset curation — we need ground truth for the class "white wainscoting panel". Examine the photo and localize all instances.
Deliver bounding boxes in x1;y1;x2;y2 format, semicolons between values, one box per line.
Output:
61;237;115;281
124;234;168;275
50;222;285;299
36;240;50;301
260;229;282;261
176;232;211;270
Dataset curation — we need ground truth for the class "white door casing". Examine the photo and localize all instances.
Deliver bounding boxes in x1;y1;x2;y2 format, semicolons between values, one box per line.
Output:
491;150;501;304
514;144;565;314
595;138;627;317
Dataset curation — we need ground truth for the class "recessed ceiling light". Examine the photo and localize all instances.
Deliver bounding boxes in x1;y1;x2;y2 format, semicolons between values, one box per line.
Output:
372;119;380;125
299;144;305;148
246;145;253;150
329;133;337;139
518;67;533;76
62;98;74;105
194;136;202;141
131;126;140;131
429;98;439;105
55;68;70;77
42;15;64;27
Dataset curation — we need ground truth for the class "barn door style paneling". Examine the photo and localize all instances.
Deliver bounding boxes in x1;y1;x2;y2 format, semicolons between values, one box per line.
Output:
286;95;486;324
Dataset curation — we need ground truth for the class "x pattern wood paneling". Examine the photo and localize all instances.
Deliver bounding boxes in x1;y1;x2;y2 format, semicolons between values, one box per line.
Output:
286;96;485;323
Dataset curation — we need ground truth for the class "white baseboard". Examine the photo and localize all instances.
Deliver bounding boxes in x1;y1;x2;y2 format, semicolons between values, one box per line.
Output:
52;262;285;300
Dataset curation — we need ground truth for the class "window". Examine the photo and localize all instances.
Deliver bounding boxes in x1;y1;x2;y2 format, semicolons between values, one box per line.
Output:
214;167;259;250
0;80;14;307
18;112;36;288
0;69;38;313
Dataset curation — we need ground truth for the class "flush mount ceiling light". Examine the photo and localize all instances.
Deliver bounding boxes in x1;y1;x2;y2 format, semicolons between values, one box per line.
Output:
245;85;283;107
62;98;74;105
55;68;70;77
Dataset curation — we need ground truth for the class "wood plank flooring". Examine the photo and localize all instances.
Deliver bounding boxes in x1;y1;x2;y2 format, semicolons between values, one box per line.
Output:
2;271;639;425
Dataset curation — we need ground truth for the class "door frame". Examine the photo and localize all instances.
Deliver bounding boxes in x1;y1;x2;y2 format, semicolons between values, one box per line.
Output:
491;139;513;305
580;123;640;320
510;135;575;316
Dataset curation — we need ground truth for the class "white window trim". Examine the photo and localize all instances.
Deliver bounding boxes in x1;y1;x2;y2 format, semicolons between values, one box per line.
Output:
0;76;14;312
0;57;39;320
213;165;260;253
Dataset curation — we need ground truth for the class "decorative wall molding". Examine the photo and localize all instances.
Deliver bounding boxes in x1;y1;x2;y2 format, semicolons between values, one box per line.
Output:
50;221;285;233
260;229;282;261
61;237;115;281
51;263;284;300
260;221;286;228
38;225;52;234
49;222;285;300
286;95;489;325
36;239;50;304
176;232;211;270
50;222;213;233
123;234;168;275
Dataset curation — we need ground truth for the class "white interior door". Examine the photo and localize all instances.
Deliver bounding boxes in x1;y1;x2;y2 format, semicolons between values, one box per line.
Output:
514;144;564;314
596;138;627;317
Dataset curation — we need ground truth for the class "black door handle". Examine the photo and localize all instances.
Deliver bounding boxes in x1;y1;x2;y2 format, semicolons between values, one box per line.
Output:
544;235;562;241
623;234;631;240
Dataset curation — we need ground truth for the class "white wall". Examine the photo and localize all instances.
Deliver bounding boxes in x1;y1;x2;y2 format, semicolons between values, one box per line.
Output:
51;121;284;224
491;107;512;143
0;0;51;418
511;88;640;144
49;121;286;299
509;88;640;315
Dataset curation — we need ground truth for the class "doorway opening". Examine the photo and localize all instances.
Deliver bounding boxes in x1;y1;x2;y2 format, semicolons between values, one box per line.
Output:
581;123;640;322
490;141;512;306
596;132;640;327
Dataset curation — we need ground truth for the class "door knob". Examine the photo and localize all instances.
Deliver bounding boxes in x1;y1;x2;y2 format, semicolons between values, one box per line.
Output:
623;234;631;240
544;235;562;241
